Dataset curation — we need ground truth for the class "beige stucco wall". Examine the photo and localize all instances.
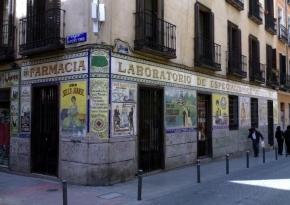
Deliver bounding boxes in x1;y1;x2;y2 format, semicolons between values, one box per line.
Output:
7;0;290;83
278;91;290;129
84;0;279;84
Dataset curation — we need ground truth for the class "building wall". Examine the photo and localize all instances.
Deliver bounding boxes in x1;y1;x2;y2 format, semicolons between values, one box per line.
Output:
0;0;285;185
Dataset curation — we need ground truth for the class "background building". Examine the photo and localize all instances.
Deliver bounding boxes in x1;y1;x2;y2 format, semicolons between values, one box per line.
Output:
0;0;286;185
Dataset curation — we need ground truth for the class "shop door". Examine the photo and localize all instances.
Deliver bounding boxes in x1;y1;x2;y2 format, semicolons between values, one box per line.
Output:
267;100;274;146
0;89;10;166
31;85;59;176
197;94;212;157
138;86;164;172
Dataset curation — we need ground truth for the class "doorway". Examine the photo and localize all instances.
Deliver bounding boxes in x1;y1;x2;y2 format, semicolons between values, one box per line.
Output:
0;89;10;166
267;100;274;146
31;85;59;176
138;86;164;172
197;93;212;157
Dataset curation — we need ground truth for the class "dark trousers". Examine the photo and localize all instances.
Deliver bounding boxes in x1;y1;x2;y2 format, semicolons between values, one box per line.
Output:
277;140;284;155
286;142;290;155
252;141;259;157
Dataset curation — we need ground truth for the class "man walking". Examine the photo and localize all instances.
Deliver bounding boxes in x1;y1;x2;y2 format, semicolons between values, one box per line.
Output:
248;127;264;157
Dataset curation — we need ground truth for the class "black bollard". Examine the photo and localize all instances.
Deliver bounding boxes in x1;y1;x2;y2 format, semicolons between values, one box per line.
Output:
226;154;229;175
62;180;68;205
246;151;250;168
263;148;266;163
197;160;201;183
137;170;143;201
275;147;278;160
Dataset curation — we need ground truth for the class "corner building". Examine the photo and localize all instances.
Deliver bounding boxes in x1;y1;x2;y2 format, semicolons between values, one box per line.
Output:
0;0;282;185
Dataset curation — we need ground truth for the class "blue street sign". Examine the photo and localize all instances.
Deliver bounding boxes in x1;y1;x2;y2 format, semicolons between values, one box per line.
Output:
66;32;87;45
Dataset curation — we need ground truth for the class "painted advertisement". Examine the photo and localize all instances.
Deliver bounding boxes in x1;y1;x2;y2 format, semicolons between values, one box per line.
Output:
259;99;268;126
165;88;196;133
10;86;19;134
112;81;137;136
91;50;109;73
20;86;31;133
239;96;250;128
90;78;109;139
60;81;87;137
212;94;229;129
21;56;88;81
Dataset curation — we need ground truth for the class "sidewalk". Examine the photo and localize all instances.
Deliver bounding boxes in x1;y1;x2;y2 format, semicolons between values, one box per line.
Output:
0;149;288;205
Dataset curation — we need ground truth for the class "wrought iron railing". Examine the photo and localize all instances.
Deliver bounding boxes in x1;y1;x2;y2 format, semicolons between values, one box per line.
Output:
250;60;265;83
226;50;247;77
265;13;277;34
280;72;290;86
248;0;263;23
194;37;221;70
279;24;288;42
0;20;15;60
135;10;176;58
19;8;65;55
267;69;279;86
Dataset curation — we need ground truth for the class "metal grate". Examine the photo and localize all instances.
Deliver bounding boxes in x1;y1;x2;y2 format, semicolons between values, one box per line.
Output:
138;87;164;172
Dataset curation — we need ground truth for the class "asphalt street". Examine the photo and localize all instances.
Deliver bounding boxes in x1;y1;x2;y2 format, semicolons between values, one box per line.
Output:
0;150;289;205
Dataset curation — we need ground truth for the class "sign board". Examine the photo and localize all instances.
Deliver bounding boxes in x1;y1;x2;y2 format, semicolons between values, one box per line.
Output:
66;32;87;45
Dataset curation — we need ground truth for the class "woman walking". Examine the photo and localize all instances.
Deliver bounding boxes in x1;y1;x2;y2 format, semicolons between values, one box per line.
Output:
275;126;284;155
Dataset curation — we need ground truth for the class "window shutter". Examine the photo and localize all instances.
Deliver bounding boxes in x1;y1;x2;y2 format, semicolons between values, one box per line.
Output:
194;3;200;63
210;12;214;43
194;3;200;38
227;22;233;68
237;28;242;61
272;48;276;69
256;39;260;64
210;12;214;62
46;0;61;10
249;36;253;76
266;45;272;70
269;0;274;16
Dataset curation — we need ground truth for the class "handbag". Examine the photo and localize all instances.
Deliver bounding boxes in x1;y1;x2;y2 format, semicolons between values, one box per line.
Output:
260;140;265;148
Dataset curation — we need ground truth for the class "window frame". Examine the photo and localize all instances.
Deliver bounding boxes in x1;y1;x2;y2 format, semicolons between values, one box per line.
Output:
229;95;239;130
250;98;259;128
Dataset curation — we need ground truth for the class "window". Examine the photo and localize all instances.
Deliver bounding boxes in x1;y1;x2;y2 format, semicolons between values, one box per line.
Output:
249;35;260;81
194;2;221;69
266;45;276;84
278;7;285;26
228;21;242;74
279;54;286;85
229;95;239;130
251;98;259;128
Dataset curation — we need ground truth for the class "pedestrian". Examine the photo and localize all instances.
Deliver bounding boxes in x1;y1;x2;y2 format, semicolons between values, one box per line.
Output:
284;125;290;155
248;127;264;157
275;126;284;155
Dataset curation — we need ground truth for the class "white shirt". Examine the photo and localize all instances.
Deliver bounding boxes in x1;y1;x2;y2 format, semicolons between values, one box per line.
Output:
252;132;256;140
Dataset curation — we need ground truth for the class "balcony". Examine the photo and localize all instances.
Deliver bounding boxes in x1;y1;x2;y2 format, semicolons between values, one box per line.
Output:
250;61;265;83
265;14;277;35
226;51;247;78
135;11;176;59
248;1;263;25
225;0;244;11
279;24;288;43
0;21;15;61
194;37;221;71
19;8;65;56
266;69;279;88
